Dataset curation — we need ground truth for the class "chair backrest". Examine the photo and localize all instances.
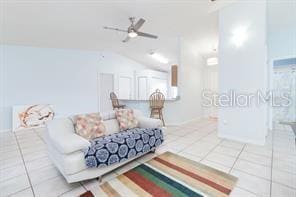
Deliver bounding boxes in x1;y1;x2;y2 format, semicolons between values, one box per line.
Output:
149;89;165;109
110;92;119;108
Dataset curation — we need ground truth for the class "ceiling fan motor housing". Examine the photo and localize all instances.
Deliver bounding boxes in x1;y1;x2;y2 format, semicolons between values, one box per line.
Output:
103;17;158;42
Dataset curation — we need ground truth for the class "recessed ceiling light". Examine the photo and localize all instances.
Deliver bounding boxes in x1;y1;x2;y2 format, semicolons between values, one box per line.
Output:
207;57;218;66
150;52;169;64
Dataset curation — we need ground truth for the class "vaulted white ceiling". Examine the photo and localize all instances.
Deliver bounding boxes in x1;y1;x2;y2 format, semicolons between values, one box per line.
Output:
0;0;225;70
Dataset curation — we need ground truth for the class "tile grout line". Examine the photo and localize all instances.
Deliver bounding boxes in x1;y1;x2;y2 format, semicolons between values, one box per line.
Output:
159;123;217;158
231;167;272;182
199;138;224;162
168;123;214;137
228;143;277;183
217;141;268;196
235;155;272;167
13;132;36;197
197;125;225;161
229;144;246;173
229;154;296;189
235;186;258;196
241;149;273;158
228;143;271;196
164;124;216;153
57;182;86;197
17;130;49;164
212;142;271;196
7;187;33;196
33;128;46;144
177;128;217;154
271;181;296;190
80;182;88;191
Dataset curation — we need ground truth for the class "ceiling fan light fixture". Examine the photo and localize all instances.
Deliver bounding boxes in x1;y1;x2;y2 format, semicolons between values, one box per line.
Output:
128;31;138;38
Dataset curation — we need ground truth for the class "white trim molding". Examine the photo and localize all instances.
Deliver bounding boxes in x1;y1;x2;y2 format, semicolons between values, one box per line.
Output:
0;129;11;133
218;133;266;146
166;116;204;127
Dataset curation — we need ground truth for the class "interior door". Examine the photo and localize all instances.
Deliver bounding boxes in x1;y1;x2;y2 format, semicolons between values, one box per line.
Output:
118;76;132;99
204;69;218;118
138;77;148;100
99;73;114;113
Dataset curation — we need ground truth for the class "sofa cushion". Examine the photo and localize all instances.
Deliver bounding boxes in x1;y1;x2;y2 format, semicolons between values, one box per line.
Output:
104;119;120;135
137;117;162;128
101;111;116;121
73;113;106;140
84;127;163;168
46;118;90;154
47;143;87;175
115;109;138;130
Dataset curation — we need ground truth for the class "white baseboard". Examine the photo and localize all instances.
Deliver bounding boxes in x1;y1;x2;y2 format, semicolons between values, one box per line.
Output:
0;129;11;133
218;133;266;146
166;116;204;127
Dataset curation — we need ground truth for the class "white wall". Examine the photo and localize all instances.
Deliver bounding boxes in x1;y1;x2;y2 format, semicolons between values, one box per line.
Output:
0;45;147;130
165;40;204;124
0;45;5;131
218;1;268;145
0;43;204;130
98;52;148;101
267;1;296;60
124;40;204;125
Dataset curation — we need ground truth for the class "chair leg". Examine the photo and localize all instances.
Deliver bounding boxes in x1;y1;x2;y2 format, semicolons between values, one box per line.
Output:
158;109;161;120
97;176;102;182
160;109;165;126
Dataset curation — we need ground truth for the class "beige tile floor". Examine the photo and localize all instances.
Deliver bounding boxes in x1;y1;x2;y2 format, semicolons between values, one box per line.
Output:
0;119;295;197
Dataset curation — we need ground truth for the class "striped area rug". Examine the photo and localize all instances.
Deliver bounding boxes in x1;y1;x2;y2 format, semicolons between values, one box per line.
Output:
80;152;238;197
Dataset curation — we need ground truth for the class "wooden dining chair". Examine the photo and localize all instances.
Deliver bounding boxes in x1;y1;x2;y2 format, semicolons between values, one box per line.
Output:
149;89;165;126
110;92;125;110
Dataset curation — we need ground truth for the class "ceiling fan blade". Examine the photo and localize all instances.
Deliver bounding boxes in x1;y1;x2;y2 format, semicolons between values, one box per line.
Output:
137;32;158;39
103;26;127;33
133;18;145;31
122;36;130;43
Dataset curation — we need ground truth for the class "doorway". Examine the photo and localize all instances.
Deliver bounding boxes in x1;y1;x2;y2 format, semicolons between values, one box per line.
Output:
203;66;218;119
272;58;296;128
98;73;114;113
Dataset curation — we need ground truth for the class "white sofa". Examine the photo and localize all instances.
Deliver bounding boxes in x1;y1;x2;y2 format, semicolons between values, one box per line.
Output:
45;110;162;183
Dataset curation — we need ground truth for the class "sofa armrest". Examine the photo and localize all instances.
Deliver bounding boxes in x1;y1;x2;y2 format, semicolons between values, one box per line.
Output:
46;119;91;154
137;117;162;128
50;133;90;154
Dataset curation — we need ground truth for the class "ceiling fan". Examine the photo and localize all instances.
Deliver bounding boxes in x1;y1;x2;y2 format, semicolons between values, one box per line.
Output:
103;17;158;43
